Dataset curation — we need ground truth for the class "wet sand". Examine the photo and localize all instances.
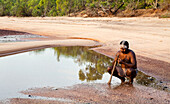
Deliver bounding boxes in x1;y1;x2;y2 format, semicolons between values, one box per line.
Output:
0;17;170;104
20;83;170;104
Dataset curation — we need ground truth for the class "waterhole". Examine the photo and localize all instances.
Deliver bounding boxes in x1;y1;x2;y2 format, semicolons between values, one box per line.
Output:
0;46;168;100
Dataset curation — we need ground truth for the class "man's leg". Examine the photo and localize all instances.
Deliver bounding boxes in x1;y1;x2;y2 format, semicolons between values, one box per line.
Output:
116;66;126;77
126;68;137;84
107;66;125;83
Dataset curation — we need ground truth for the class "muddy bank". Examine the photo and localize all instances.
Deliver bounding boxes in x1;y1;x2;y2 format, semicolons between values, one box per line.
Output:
0;29;30;36
8;83;170;104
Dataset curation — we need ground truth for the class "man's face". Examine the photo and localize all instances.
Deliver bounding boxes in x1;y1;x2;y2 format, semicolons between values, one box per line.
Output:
120;47;127;53
120;44;128;53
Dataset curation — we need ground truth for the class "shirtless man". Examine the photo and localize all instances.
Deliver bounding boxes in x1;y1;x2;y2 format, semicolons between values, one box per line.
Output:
108;40;137;84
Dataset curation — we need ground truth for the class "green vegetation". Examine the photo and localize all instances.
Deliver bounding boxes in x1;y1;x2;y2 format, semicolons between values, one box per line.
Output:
0;0;169;17
160;13;170;18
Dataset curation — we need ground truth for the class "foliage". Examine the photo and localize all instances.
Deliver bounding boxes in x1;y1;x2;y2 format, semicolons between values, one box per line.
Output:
0;0;169;16
160;13;170;18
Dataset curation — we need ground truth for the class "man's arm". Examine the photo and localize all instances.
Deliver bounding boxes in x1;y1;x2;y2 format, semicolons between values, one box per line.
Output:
112;52;120;65
119;51;137;68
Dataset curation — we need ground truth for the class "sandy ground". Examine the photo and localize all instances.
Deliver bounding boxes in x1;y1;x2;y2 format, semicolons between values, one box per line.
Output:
0;17;170;104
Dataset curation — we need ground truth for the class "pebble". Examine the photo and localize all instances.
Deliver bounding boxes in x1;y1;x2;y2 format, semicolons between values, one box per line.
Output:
149;78;154;81
150;98;153;100
163;86;168;90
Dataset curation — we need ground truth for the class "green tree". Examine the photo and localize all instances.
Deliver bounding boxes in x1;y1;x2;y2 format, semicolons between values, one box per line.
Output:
0;0;169;17
0;0;13;16
27;0;40;16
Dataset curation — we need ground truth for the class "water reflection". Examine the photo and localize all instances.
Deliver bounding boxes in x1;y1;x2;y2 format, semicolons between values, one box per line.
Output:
35;46;113;82
136;71;169;91
34;46;169;91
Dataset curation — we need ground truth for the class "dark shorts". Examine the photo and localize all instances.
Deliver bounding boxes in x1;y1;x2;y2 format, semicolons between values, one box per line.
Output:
108;66;138;78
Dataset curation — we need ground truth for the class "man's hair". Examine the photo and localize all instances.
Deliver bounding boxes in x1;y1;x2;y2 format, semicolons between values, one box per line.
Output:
120;40;129;49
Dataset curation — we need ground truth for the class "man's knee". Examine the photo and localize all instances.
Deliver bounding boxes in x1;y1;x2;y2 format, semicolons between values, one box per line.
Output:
126;68;137;78
116;66;125;77
107;66;113;74
107;66;119;76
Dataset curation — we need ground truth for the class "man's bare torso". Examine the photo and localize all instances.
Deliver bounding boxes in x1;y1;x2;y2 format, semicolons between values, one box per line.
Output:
116;49;137;69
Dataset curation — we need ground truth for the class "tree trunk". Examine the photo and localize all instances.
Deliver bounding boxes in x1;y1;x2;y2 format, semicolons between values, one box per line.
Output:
155;0;158;9
112;2;124;15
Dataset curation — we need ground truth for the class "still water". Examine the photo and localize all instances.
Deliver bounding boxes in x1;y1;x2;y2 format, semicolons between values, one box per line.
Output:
0;46;167;100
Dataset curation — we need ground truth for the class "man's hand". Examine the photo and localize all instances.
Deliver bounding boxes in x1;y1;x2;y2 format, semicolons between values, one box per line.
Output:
118;58;124;64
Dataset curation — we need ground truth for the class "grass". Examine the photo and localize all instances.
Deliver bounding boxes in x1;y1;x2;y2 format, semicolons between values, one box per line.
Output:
160;13;170;18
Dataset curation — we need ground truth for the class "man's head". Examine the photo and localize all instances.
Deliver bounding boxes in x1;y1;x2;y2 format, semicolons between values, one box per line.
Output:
120;40;129;53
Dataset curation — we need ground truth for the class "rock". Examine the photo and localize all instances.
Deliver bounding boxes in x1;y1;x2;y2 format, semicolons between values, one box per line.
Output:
149;78;154;81
163;86;168;90
83;14;88;18
69;13;76;17
98;11;105;17
150;98;153;100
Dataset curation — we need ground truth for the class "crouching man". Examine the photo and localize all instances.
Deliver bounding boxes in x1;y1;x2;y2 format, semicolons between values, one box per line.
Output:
108;40;138;84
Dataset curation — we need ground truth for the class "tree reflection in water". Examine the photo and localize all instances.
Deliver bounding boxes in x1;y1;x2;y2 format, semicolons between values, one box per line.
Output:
53;46;112;82
33;46;169;92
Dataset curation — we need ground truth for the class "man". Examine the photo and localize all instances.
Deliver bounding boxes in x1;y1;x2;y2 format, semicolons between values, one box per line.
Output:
108;40;137;84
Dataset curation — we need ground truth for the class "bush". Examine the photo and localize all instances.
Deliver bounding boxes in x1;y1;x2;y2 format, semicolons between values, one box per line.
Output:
90;3;95;8
100;1;107;6
160;13;170;18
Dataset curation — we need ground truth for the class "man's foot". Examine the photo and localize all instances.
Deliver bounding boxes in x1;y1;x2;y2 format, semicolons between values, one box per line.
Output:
120;77;125;84
121;81;125;85
124;81;133;86
128;82;133;85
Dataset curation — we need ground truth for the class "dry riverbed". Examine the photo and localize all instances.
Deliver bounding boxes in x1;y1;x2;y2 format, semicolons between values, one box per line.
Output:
0;17;169;104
